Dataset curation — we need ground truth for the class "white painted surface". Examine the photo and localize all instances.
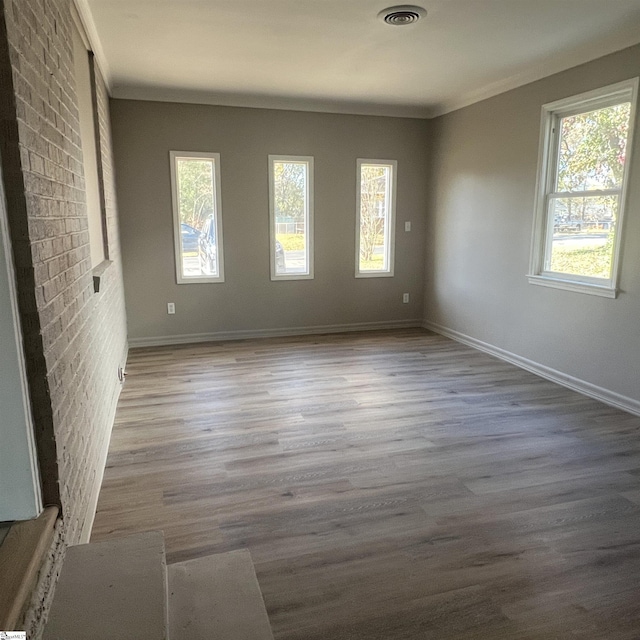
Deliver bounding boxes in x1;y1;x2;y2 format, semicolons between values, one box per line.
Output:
424;320;640;417
127;319;422;348
0;156;42;522
528;78;639;296
83;0;640;117
424;44;640;407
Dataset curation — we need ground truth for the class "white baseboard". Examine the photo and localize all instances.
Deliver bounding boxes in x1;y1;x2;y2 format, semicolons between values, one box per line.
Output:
128;319;423;349
423;320;640;418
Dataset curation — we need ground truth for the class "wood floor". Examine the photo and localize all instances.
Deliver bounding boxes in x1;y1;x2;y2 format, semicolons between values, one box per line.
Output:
91;329;640;639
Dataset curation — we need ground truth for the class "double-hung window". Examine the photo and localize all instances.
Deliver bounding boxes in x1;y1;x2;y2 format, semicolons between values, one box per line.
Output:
356;159;397;277
170;151;224;283
529;79;638;297
269;155;314;280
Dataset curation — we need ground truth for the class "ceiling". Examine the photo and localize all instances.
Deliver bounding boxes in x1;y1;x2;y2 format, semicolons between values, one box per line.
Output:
79;0;640;118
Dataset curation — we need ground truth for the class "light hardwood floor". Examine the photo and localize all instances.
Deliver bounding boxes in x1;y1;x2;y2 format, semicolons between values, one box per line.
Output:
92;329;640;639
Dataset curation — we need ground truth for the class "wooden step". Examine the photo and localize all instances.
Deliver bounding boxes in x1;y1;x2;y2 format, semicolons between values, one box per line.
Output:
168;549;274;640
43;531;168;640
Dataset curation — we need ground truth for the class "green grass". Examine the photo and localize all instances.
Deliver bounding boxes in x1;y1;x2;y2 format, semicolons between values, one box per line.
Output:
550;244;612;279
276;233;305;251
359;255;384;271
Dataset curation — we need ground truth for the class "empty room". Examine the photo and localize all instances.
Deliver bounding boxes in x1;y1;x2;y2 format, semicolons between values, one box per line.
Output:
1;1;640;639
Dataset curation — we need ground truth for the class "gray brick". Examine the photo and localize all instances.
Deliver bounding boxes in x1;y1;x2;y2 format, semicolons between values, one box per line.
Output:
1;1;127;637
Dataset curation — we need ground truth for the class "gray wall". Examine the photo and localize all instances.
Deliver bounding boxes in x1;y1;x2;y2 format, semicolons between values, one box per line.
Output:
110;101;430;342
425;44;640;405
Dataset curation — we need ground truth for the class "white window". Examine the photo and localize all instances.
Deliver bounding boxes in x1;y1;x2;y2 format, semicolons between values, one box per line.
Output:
356;159;397;277
170;151;224;284
269;155;314;280
529;79;638;297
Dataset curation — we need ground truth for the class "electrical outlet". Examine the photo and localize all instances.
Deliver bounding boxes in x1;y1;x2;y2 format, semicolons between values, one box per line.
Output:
402;293;409;303
405;221;411;232
167;302;176;315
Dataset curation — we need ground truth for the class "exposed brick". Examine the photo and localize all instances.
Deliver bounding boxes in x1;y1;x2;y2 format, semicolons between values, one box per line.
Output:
0;0;128;637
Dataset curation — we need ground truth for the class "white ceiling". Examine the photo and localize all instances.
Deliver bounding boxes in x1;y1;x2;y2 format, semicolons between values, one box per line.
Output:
80;0;640;118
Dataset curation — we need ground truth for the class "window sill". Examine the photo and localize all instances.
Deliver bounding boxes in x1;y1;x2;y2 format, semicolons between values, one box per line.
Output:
270;274;314;281
355;271;394;279
92;260;112;294
177;277;225;285
527;274;617;298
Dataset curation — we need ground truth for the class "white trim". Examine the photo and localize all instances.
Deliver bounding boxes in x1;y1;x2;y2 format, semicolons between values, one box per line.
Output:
170;151;225;284
107;28;640;121
0;151;43;520
540;79;638;114
528;78;638;295
268;155;314;281
429;29;640;118
128;319;422;348
422;320;640;417
72;0;112;91
527;274;617;298
111;85;431;119
355;159;397;278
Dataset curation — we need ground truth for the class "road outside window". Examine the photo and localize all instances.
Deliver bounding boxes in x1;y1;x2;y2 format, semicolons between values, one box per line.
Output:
170;152;225;284
269;156;314;280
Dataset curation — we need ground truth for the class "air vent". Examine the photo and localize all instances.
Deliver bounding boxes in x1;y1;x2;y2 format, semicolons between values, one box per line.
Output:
378;5;426;25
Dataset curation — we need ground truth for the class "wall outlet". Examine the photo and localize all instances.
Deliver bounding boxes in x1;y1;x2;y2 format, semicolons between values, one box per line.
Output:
167;302;176;315
405;221;411;232
402;293;409;303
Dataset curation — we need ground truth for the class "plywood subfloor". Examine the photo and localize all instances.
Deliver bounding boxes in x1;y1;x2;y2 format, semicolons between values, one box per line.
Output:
92;329;640;639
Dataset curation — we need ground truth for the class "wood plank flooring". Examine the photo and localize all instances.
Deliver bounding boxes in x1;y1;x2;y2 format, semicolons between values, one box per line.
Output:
91;329;640;639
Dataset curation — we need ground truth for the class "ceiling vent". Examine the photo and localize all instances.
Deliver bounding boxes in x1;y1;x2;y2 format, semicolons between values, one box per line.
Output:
378;5;427;26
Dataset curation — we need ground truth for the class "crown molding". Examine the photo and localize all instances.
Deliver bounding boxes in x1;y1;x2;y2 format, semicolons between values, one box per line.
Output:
430;29;640;118
70;3;640;119
72;0;113;92
110;84;431;119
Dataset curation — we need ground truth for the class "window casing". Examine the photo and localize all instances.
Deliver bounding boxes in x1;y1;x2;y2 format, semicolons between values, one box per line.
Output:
529;79;638;297
269;155;314;280
356;159;397;278
170;151;225;284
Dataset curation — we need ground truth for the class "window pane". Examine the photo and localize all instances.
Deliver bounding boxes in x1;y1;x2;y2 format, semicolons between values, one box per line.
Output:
176;158;220;279
546;195;618;279
272;160;310;276
556;102;631;192
359;163;393;273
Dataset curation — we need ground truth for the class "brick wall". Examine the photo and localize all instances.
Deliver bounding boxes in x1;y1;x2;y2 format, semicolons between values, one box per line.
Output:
0;0;128;636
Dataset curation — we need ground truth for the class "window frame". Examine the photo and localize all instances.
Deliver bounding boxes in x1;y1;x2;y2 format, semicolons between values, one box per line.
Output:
170;151;225;285
268;154;314;281
355;158;397;278
528;78;638;298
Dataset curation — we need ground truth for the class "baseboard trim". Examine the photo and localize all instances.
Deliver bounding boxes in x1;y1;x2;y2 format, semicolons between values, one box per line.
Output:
128;319;423;348
422;320;640;417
